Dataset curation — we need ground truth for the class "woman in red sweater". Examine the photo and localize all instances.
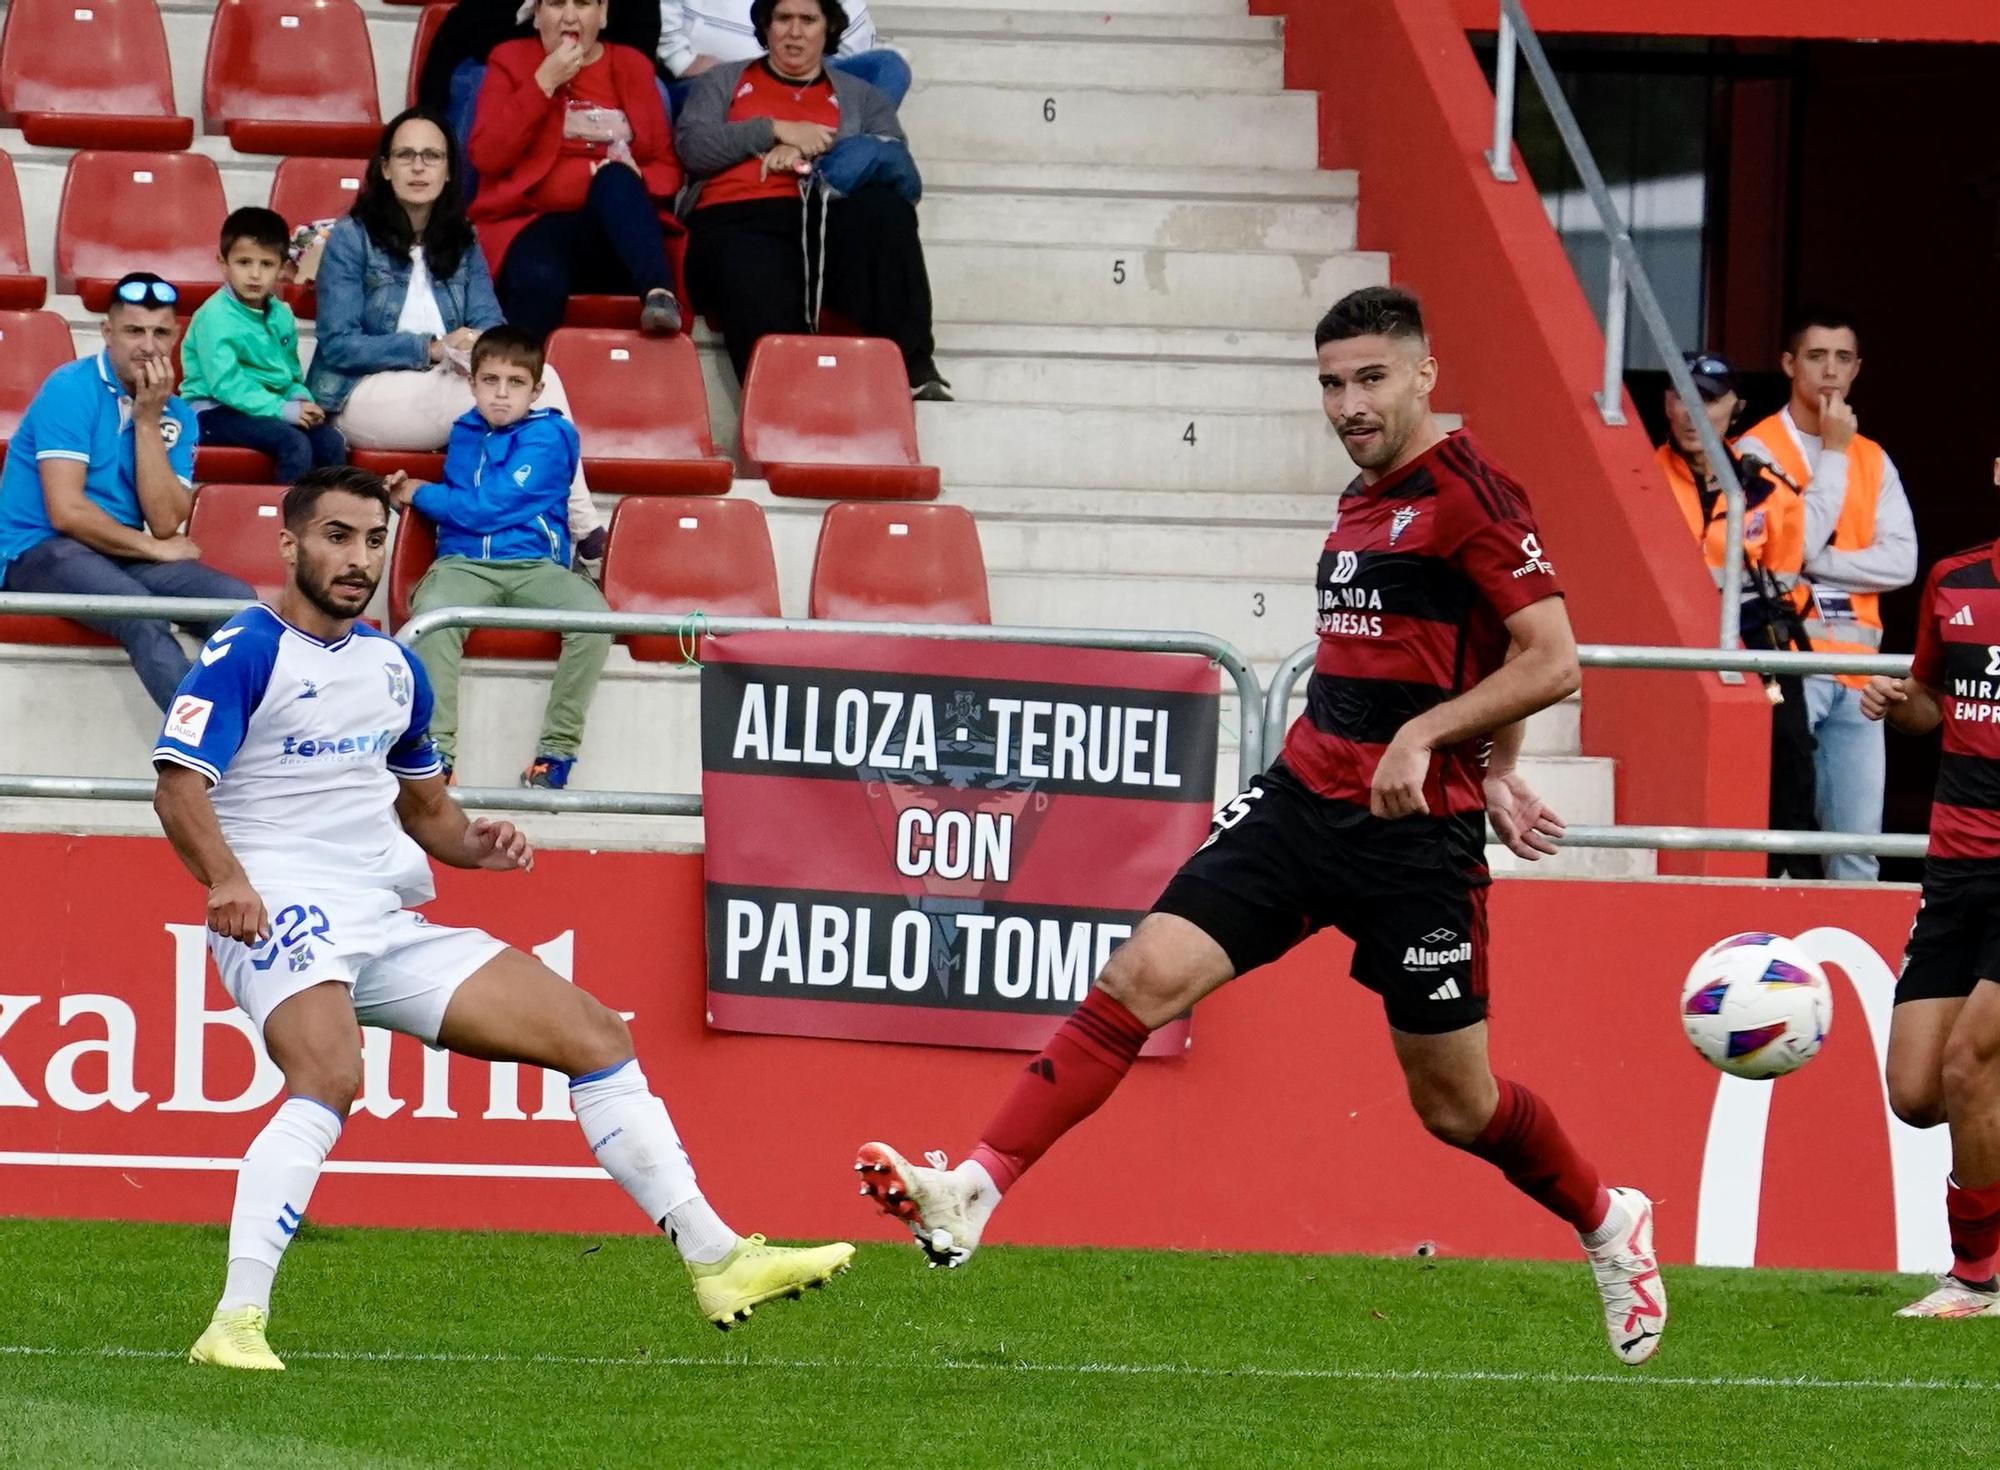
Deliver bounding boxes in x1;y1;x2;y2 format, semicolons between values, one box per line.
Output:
468;0;684;341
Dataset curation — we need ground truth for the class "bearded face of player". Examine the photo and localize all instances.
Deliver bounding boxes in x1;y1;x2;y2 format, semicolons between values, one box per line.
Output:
1319;331;1439;479
283;489;389;623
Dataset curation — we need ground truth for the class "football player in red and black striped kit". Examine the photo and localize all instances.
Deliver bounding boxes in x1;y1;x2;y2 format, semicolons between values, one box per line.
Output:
856;287;1668;1365
1866;538;2000;1317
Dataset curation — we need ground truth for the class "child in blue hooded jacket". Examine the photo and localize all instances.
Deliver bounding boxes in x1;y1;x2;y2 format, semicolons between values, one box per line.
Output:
389;326;608;789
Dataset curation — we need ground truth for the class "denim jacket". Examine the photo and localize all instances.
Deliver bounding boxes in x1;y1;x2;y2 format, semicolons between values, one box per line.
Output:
305;216;505;413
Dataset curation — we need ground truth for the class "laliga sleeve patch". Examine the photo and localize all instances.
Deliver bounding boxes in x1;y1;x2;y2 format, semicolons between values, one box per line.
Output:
164;695;215;745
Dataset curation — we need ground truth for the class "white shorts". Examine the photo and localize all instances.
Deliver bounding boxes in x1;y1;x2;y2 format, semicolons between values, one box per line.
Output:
210;887;507;1042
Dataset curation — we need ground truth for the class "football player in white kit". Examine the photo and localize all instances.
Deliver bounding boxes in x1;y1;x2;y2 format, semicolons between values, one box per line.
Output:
155;467;852;1370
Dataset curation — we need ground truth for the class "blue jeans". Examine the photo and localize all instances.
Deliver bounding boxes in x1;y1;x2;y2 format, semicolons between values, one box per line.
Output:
1804;675;1885;882
197;405;347;484
665;50;913;117
497;163;675;342
2;536;255;711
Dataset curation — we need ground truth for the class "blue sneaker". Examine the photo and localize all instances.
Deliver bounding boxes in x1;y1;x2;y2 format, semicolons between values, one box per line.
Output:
521;754;574;790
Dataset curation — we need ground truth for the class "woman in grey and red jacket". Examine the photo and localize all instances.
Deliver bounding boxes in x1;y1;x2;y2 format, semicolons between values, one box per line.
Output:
674;0;945;398
469;0;685;341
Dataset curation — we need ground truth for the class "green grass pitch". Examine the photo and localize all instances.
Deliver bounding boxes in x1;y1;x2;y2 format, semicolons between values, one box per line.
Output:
2;1218;1997;1468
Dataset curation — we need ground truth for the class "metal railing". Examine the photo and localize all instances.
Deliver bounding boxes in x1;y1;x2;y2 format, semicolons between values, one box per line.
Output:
0;593;1265;814
1264;638;1919;858
1485;0;1749;650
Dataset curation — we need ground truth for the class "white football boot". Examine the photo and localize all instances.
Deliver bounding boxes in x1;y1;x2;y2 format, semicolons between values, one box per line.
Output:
1895;1274;2000;1318
855;1142;998;1268
1585;1187;1668;1364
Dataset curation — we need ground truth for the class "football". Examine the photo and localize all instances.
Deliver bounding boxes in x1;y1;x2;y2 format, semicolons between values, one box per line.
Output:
1680;932;1833;1079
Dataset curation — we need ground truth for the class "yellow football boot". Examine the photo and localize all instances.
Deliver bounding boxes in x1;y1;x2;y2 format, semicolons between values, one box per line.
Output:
687;1234;854;1330
188;1305;285;1371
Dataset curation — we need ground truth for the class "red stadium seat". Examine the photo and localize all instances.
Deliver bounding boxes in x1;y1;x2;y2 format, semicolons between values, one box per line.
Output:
0;0;193;149
204;0;382;157
0;310;76;469
351;449;447;483
270;156;365;227
408;3;450;106
739;336;940;501
601;497;779;661
193;447;277;482
0;154;48;309
187;483;290;601
545;329;732;496
269;157;365;319
389;509;558;659
809;502;989;624
56;150;225;312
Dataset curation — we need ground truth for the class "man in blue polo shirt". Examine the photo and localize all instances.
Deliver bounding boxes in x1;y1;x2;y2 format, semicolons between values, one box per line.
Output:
0;272;254;710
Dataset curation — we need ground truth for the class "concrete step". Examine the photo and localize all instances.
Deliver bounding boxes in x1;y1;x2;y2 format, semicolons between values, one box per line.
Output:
914;400;1354;491
989;571;1310;664
874;7;1280;42
923;240;1385;330
891;33;1283;93
900;84;1320;169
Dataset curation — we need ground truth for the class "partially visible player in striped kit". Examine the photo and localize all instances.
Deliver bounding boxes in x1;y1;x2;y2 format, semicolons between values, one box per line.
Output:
855;286;1669;1366
1867;531;2000;1317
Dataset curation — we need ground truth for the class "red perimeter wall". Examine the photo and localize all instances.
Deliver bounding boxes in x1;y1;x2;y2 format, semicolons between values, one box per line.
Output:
1253;0;1772;877
1453;0;2000;43
0;835;1939;1272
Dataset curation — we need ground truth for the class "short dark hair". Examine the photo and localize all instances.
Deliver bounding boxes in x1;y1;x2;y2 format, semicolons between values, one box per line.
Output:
1783;304;1860;356
751;0;850;51
282;466;391;530
470;325;545;382
1314;286;1428;350
220;206;290;259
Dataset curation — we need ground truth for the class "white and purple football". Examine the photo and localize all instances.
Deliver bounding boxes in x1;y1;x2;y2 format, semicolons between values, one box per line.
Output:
1680;932;1833;1080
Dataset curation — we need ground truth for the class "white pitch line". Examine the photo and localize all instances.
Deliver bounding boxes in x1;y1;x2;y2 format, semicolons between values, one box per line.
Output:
0;1343;1988;1393
0;1151;608;1181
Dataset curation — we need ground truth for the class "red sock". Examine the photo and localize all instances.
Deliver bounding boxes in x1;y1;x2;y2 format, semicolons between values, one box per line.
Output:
1947;1176;2000;1284
968;989;1151;1193
1461;1078;1611;1235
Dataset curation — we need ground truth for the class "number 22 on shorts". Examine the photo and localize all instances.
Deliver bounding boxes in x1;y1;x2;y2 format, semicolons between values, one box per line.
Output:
248;904;332;972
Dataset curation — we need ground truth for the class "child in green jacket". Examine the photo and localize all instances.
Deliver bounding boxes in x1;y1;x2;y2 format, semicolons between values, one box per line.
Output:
181;207;346;482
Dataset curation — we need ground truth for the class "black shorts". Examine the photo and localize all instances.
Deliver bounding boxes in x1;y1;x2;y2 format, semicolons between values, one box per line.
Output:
1153;762;1490;1035
1897;860;2000;1004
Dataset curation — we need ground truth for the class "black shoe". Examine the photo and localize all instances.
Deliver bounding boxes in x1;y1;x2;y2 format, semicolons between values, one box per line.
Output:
911;376;953;402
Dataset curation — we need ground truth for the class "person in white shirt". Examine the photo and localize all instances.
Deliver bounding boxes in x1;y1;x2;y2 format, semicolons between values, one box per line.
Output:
157;465;853;1372
1737;307;1918;883
659;0;908;105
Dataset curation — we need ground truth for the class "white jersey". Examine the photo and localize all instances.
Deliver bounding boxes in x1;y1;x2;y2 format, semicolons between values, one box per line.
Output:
152;605;444;905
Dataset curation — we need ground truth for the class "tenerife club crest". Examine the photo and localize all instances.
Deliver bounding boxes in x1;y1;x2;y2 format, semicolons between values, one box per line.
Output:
384;661;411;707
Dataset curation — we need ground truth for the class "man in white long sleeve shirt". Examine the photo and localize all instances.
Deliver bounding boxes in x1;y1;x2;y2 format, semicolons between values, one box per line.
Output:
659;0;909;104
1738;307;1918;882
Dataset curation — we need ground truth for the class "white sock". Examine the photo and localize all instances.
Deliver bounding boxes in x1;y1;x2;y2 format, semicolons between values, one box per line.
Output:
570;1059;738;1265
218;1095;344;1314
1579;1191;1630;1253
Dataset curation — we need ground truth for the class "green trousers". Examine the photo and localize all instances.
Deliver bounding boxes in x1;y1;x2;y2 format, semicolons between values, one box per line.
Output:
409;556;611;764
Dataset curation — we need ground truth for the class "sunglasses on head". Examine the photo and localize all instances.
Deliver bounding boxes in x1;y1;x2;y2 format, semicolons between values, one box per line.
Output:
115;279;180;308
1686;355;1729;378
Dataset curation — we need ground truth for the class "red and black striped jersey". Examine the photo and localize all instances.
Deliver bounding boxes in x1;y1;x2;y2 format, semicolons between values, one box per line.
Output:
1278;431;1563;825
1909;542;2000;860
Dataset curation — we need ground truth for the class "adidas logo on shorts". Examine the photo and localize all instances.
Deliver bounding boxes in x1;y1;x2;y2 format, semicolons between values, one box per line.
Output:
1427;978;1463;1002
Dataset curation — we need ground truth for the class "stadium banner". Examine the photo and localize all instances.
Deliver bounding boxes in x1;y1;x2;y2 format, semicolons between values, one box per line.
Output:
0;830;1947;1274
695;631;1220;1054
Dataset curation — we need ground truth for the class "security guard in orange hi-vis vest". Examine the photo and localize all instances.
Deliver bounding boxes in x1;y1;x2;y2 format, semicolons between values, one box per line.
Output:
1738;307;1918;883
1655;351;1816;879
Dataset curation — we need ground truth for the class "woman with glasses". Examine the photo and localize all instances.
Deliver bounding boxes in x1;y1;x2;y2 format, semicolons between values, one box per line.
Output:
467;0;685;342
306;108;604;563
